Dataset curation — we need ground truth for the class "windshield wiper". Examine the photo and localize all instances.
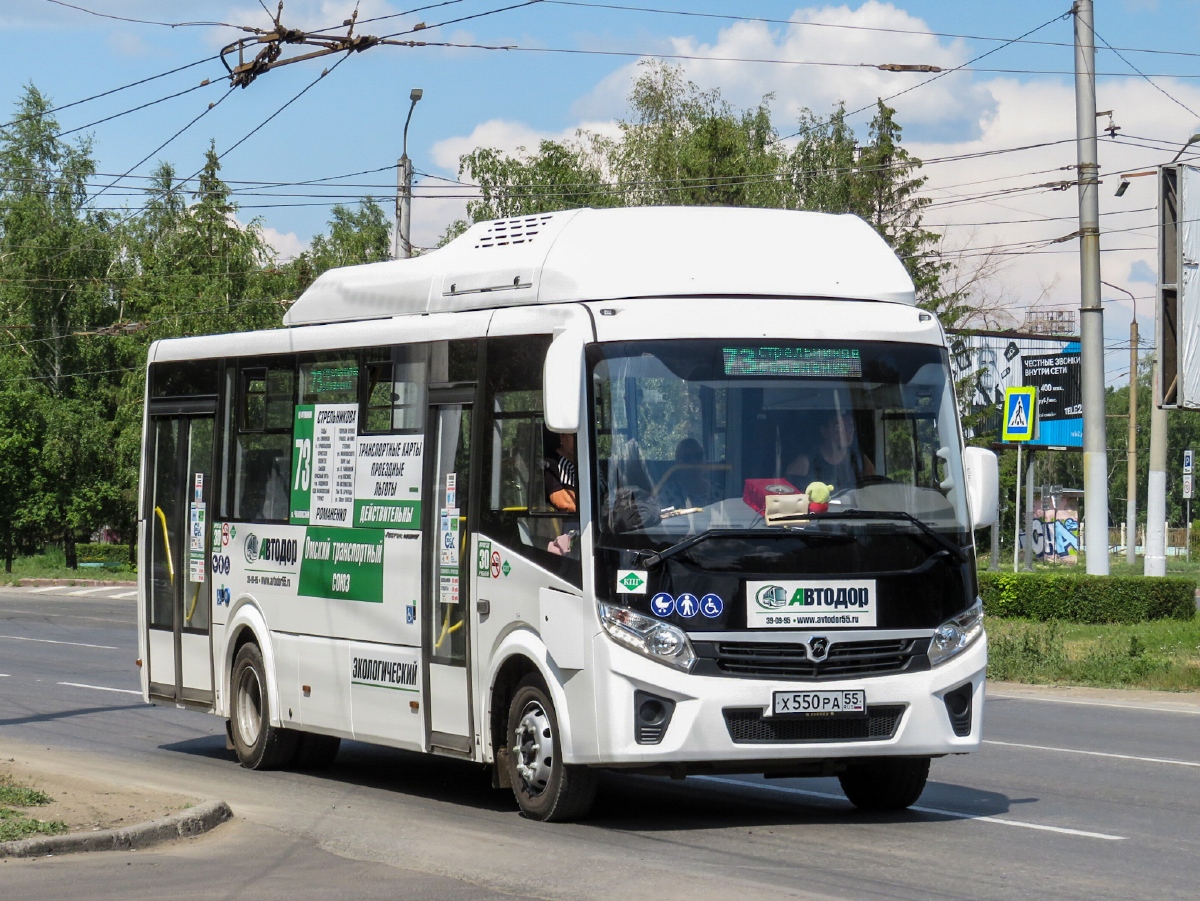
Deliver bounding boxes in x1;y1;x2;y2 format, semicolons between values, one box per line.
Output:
793;509;970;564
638;527;851;569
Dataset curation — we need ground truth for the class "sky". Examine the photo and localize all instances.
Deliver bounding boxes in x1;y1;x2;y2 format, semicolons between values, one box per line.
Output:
3;0;1200;387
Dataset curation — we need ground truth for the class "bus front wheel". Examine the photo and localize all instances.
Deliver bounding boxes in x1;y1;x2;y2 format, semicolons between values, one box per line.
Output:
230;643;298;770
838;757;930;811
504;675;597;821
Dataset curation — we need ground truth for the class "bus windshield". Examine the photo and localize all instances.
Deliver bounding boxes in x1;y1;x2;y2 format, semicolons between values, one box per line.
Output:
590;339;970;549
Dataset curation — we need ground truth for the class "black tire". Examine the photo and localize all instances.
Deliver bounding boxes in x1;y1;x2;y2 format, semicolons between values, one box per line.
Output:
230;643;299;770
293;732;341;771
504;675;597;821
838;757;930;811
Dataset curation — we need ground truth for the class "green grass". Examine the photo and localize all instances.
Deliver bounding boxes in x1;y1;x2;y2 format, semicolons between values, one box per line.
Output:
0;774;67;843
0;547;134;585
978;552;1200;579
987;616;1200;691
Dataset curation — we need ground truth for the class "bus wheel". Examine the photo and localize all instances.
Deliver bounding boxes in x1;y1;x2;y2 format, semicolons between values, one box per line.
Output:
230;643;298;770
838;757;930;811
504;675;597;821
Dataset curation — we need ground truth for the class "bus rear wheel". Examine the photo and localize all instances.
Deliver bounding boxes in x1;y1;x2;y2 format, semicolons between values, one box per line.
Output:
838;757;930;811
504;675;597;822
230;642;298;770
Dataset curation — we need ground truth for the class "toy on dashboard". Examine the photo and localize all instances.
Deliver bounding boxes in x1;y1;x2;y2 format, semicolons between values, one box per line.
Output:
805;481;834;513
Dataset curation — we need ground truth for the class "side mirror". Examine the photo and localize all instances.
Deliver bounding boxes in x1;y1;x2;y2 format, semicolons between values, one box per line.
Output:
543;327;586;433
962;446;999;530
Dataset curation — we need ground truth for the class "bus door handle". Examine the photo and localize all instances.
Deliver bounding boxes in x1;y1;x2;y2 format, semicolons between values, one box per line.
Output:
477;598;491;618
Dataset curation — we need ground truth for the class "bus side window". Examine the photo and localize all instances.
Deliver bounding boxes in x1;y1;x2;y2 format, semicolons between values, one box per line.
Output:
232;362;295;522
481;335;580;587
362;345;428;433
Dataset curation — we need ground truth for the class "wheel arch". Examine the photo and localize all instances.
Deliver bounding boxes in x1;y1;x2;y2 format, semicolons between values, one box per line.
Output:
484;630;577;765
220;597;279;725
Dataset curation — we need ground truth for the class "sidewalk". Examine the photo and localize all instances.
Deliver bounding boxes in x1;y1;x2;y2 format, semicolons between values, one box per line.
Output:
988;680;1200;713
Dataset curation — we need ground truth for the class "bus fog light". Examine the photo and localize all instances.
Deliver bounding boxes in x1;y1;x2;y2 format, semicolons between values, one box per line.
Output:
598;602;696;672
929;600;984;667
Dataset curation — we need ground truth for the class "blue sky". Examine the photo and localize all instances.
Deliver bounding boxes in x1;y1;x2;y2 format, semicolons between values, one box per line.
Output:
3;1;1200;383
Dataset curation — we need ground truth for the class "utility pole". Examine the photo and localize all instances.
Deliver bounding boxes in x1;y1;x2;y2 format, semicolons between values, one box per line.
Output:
1103;280;1139;564
1145;353;1169;575
1073;0;1110;574
395;88;423;259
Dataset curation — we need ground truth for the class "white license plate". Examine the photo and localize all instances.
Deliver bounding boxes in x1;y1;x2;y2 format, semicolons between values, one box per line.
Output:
772;689;866;717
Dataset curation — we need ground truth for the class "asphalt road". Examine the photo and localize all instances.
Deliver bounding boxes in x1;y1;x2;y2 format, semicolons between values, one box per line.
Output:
1;585;1198;901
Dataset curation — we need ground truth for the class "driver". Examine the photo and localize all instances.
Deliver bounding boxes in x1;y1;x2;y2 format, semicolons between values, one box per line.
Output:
786;410;875;490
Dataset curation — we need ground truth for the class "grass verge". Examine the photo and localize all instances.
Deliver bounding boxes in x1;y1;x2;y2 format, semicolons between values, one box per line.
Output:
987;616;1200;691
0;774;68;842
0;548;134;585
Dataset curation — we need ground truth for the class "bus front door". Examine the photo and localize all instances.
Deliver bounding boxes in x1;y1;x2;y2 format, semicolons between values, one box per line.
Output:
145;413;216;706
424;393;475;754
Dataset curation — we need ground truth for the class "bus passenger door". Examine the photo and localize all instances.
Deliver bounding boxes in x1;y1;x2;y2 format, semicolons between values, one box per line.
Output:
423;391;475;754
145;412;216;706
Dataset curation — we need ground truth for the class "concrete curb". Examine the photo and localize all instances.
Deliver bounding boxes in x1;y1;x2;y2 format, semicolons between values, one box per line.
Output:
12;578;135;588
0;800;232;859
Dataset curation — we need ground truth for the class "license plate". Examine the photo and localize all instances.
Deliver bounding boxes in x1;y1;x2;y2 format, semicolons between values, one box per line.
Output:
772;689;866;717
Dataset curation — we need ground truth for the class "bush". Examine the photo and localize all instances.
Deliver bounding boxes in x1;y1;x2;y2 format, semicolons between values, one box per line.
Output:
978;571;1196;623
76;543;130;564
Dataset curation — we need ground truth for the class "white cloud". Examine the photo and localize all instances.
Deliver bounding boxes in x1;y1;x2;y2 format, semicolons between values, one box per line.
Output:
260;225;307;262
431;119;620;172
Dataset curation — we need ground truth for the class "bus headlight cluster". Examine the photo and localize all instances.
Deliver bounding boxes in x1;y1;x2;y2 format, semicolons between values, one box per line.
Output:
929;600;984;667
598;602;696;672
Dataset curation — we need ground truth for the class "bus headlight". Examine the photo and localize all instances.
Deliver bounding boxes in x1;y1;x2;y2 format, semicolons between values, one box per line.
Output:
598;602;696;672
929;600;984;667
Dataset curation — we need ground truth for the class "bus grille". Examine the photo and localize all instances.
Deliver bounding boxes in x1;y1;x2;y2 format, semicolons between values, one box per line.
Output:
695;638;929;681
723;705;906;744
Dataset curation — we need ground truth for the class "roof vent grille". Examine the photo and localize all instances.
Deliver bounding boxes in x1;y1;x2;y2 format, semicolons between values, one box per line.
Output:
475;214;553;249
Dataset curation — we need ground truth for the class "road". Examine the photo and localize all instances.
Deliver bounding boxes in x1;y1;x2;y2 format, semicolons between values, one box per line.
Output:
1;585;1198;900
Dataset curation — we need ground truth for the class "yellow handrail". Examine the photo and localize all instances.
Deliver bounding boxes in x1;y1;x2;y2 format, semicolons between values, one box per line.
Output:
153;506;174;584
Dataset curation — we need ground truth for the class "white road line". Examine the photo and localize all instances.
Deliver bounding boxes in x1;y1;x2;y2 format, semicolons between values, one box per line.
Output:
989;692;1200;716
111;590;138;599
57;681;141;696
67;587;124;596
694;776;1126;841
0;634;118;650
28;586;63;593
984;739;1200;769
0;674;9;677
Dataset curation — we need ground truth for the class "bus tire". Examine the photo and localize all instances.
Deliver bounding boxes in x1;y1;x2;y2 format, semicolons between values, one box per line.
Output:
504;674;597;822
293;732;341;771
838;757;930;811
230;642;298;770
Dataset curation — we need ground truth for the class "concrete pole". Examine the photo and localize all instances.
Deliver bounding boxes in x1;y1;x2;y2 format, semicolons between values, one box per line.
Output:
393;157;403;259
399;155;413;259
1023;450;1036;571
989;515;1001;570
1127;318;1139;564
1145;354;1168;576
1074;0;1110;575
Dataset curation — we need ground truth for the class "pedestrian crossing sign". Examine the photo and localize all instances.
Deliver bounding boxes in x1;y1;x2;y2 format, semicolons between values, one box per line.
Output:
1002;386;1037;442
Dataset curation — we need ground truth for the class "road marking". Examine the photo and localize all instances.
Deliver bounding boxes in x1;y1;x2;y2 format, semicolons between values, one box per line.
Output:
985;739;1200;768
694;776;1125;841
58;681;141;696
67;587;125;596
989;692;1200;716
0;634;118;650
111;590;137;599
0;674;9;677
28;586;62;593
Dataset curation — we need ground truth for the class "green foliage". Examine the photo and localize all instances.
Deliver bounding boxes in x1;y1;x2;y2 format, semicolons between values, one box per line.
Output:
0;773;67;843
76;542;129;564
979;571;1197;623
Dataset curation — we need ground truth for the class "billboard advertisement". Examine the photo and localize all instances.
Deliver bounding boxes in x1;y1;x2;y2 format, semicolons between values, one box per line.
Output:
948;331;1082;448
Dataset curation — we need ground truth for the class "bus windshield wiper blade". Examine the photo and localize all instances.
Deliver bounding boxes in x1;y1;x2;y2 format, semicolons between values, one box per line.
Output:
638;527;850;568
799;510;970;564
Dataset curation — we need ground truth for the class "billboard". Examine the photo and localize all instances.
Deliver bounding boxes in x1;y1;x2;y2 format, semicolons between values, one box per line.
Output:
948;331;1082;448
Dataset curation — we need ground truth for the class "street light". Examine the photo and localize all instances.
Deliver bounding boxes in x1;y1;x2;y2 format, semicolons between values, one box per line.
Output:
1169;132;1200;163
395;88;423;259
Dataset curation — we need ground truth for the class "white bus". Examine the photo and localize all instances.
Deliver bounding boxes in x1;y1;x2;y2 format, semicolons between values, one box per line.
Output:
138;206;998;821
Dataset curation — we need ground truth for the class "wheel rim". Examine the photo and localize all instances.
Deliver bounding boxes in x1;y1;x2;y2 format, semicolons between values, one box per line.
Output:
236;665;263;748
512;700;554;795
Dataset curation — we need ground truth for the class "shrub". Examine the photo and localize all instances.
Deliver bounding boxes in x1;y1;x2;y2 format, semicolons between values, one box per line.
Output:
76;543;130;565
978;571;1196;623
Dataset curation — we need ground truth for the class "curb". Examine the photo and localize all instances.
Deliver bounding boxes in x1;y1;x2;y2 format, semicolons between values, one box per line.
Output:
12;578;136;588
0;800;232;859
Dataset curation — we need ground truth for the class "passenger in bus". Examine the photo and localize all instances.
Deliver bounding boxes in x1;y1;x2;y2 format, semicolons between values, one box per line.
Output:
786;410;874;491
659;438;717;509
544;430;578;513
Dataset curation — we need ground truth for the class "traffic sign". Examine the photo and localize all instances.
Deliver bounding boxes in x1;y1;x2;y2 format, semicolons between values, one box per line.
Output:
1185;449;1194;475
1186;474;1194;500
1001;387;1037;442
